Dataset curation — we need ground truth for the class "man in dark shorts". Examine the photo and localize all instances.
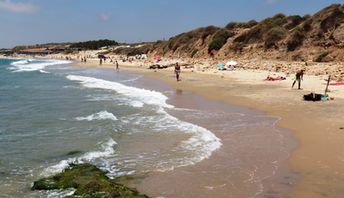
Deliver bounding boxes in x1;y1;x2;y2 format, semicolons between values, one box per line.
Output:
292;69;304;89
175;63;181;81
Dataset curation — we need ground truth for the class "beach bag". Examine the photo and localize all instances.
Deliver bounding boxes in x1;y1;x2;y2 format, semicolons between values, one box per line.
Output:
303;93;321;101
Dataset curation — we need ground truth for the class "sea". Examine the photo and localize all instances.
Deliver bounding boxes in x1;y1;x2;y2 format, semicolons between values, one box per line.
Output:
0;58;297;198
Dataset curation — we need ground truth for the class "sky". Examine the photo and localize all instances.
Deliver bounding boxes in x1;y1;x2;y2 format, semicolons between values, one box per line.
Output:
0;0;343;48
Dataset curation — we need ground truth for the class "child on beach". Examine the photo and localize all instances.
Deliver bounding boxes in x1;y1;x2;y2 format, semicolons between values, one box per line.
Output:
292;69;305;89
175;63;181;81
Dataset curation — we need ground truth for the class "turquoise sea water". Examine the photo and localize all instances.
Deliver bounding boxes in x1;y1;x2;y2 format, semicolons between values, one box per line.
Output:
0;58;297;197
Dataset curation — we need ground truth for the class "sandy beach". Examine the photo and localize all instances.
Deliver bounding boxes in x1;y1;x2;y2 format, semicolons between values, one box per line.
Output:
3;2;344;197
3;53;344;197
68;57;344;198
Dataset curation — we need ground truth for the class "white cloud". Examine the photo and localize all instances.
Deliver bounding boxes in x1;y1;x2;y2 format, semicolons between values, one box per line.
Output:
0;0;38;13
99;14;110;22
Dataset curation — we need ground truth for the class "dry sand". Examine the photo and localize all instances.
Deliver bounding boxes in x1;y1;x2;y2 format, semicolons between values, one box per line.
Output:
72;57;344;198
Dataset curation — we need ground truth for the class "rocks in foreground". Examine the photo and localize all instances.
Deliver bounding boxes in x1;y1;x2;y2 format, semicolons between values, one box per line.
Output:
32;163;149;198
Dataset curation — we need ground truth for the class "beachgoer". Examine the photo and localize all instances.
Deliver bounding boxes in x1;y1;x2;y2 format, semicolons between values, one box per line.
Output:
99;58;103;65
115;60;119;70
175;63;181;81
292;69;305;89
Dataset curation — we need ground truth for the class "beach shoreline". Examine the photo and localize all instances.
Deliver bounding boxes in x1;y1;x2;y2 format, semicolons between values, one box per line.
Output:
70;58;344;198
4;55;344;197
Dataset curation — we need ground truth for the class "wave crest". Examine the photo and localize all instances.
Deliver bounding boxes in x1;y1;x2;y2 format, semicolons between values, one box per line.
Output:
9;59;71;72
76;111;118;121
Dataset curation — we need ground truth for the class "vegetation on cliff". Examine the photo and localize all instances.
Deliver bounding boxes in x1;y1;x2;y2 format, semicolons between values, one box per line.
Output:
148;4;344;61
70;40;119;50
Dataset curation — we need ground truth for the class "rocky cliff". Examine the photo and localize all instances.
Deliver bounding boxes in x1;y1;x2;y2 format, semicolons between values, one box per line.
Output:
148;4;344;62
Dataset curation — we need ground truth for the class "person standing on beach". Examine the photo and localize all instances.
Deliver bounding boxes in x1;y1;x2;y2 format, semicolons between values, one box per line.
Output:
115;60;119;70
175;63;181;81
292;69;305;89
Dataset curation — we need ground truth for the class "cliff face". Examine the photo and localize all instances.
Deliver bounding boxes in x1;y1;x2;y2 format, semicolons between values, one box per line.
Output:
148;4;344;62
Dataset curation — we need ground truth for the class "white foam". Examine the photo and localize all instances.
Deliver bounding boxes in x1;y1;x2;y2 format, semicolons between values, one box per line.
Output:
42;139;117;176
81;138;117;161
47;188;76;198
128;110;222;170
76;111;118;121
10;59;71;72
130;101;144;108
11;59;28;65
66;75;222;171
66;75;173;108
39;70;50;74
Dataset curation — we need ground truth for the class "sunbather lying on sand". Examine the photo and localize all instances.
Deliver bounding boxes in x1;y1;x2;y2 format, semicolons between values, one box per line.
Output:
265;76;286;81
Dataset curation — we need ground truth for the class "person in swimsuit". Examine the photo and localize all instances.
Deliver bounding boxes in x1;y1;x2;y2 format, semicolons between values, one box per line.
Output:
292;69;304;89
175;63;181;81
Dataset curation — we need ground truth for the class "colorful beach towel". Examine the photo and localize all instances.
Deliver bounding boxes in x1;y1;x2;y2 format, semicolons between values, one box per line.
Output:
329;82;344;86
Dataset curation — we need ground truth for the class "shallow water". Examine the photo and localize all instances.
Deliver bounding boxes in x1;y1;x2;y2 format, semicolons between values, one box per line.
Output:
0;58;297;197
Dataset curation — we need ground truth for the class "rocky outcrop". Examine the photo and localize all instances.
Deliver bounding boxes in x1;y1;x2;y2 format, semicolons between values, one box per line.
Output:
32;164;149;198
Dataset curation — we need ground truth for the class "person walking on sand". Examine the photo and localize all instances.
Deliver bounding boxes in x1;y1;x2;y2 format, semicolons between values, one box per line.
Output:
175;62;181;81
292;69;305;89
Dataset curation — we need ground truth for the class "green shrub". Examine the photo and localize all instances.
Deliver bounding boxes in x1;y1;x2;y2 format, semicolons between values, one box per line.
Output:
234;26;262;43
201;26;219;42
285;15;304;30
244;20;259;28
208;29;231;53
225;22;238;30
302;19;313;32
113;45;151;56
225;20;258;30
262;13;288;28
70;40;118;50
314;51;330;62
168;30;198;51
234;13;288;45
264;26;287;48
287;29;305;51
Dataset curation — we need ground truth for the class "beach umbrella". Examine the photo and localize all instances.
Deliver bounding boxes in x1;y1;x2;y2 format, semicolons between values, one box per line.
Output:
225;60;238;67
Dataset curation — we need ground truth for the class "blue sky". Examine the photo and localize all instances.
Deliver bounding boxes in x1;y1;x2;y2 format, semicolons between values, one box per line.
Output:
0;0;343;48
